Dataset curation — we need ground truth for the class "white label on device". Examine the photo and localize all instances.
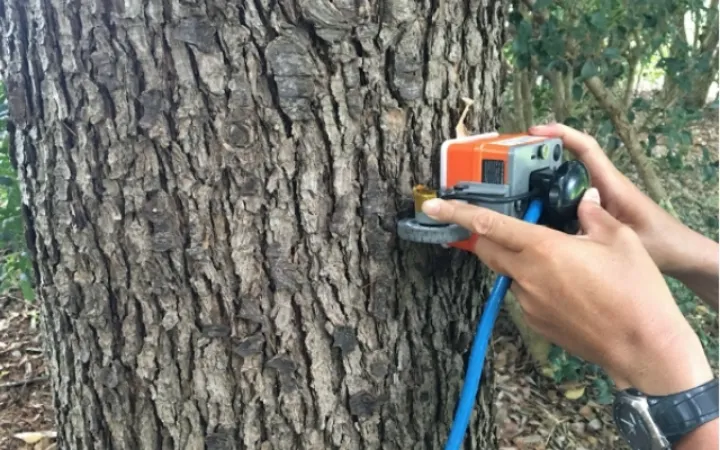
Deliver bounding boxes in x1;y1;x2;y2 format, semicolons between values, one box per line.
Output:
493;136;544;146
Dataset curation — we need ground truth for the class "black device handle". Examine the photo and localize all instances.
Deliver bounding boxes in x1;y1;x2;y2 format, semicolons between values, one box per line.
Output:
530;160;591;234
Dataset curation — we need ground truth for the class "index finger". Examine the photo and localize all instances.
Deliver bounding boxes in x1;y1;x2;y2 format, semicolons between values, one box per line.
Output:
421;198;546;251
528;123;616;174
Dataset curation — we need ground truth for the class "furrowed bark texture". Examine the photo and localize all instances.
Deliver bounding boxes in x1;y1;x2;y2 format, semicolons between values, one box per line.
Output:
0;0;505;449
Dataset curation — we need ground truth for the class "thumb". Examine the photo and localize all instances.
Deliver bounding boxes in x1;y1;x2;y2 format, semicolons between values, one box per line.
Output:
577;188;620;239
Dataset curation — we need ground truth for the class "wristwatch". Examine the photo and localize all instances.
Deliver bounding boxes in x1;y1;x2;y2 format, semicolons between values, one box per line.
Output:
613;378;719;449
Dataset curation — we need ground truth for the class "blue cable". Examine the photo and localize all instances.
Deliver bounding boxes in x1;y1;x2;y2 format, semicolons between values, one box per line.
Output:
444;198;544;450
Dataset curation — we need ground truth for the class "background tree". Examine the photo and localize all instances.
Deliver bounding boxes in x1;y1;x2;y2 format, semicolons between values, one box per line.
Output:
0;0;509;448
497;0;719;399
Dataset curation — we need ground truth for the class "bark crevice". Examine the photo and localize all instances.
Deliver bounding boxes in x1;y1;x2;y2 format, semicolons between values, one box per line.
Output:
1;0;506;448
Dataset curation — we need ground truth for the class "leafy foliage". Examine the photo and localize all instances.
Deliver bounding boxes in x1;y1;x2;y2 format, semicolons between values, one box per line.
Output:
503;0;718;138
503;0;719;402
0;82;34;300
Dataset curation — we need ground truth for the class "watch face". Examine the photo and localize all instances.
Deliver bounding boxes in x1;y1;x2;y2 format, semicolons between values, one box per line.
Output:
614;402;654;449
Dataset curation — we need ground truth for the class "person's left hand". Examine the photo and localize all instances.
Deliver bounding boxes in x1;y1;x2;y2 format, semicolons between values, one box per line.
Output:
420;189;713;396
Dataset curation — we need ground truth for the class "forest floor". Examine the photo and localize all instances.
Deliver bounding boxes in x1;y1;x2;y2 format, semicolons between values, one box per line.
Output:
0;297;54;450
0;116;717;450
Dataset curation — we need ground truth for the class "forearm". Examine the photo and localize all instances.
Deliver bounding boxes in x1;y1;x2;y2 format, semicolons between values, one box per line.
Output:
665;231;719;311
674;419;719;450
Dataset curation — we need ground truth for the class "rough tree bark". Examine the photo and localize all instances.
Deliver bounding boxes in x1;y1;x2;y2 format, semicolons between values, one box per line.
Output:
0;0;507;449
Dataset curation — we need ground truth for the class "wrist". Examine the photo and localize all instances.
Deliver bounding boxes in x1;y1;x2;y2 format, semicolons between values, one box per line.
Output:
610;321;713;396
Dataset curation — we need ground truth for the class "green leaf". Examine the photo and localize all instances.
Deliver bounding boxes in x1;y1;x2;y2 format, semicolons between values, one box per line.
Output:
511;19;532;63
658;57;687;76
548;345;566;364
607;136;621;152
590;12;607;29
580;60;598;80
593;377;614;405
679;130;692;146
703;164;718;183
627;110;636;123
597;119;612;134
603;47;621;60
540;23;565;58
508;10;523;25
572;83;584;101
647;134;657;149
534;0;553;9
702;146;711;162
642;13;658;29
564;116;583;129
631;97;651;111
666;150;684;170
0;176;14;187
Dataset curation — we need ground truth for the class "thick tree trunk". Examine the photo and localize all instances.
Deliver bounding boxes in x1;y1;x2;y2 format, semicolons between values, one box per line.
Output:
0;0;506;449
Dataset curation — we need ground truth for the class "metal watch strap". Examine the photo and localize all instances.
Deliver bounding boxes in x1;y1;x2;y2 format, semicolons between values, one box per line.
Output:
646;378;719;445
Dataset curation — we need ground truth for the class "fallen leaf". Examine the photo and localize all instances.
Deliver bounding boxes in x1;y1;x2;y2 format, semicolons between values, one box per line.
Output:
33;437;55;450
570;421;586;434
12;431;57;444
563;386;586;400
578;405;593;418
540;366;555;378
454;97;474;137
588;418;602;431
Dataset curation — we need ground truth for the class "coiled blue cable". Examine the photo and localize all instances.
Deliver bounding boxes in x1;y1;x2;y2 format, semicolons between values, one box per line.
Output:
444;198;544;450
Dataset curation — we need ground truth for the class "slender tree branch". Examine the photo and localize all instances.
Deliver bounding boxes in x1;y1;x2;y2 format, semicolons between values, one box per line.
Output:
513;74;528;130
637;91;681;131
623;56;639;109
521;70;534;127
584;76;676;215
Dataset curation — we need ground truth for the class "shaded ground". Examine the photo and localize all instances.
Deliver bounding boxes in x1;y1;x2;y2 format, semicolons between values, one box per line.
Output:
0;297;53;450
0;116;717;450
491;322;628;450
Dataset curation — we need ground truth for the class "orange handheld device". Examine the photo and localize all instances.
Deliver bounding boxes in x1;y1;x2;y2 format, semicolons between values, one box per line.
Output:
396;131;590;450
396;131;586;250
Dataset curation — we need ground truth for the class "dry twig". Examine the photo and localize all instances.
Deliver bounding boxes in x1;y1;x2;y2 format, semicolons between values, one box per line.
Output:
0;376;48;391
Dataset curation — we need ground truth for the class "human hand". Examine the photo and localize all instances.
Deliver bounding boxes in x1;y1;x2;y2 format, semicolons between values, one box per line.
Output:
420;189;713;395
528;123;718;280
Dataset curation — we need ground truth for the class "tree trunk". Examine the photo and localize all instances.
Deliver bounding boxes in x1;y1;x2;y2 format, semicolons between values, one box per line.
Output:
0;0;506;449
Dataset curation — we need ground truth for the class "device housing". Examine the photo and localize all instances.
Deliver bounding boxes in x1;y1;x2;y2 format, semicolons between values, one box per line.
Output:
439;132;563;251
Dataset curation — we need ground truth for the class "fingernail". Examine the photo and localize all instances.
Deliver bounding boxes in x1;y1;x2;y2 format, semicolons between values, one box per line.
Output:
422;198;442;216
582;187;601;205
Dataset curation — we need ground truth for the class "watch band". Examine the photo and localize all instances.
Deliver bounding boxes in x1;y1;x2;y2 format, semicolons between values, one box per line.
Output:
646;378;719;444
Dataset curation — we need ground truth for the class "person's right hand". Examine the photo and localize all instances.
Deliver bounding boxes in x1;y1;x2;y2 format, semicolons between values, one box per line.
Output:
420;190;713;397
528;123;719;306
